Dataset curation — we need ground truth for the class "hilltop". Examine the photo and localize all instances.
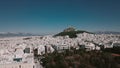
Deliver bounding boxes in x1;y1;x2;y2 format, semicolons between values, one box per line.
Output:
54;27;92;38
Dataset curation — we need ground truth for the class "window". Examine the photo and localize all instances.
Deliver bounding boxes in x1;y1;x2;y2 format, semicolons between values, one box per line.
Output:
33;65;35;68
19;65;21;68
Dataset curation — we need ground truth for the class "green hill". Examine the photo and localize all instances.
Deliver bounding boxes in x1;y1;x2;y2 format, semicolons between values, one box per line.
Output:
54;30;91;38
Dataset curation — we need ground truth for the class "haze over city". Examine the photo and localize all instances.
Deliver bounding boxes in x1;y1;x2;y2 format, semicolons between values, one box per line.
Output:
0;0;120;34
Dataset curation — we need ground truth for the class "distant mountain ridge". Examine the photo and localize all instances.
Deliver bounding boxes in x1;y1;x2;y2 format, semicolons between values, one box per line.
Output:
0;32;38;38
95;31;120;34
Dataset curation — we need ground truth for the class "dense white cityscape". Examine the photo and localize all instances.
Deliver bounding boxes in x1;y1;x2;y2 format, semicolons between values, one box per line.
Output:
0;28;120;68
1;0;120;67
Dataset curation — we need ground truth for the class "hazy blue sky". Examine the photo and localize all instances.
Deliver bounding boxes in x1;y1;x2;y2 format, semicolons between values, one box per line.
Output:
0;0;120;34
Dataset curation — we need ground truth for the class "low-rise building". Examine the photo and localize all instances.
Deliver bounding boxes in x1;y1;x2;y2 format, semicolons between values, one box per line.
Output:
53;44;70;52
